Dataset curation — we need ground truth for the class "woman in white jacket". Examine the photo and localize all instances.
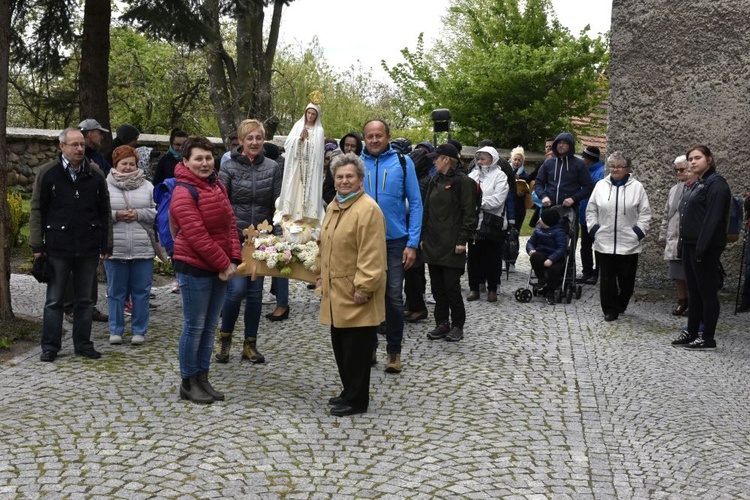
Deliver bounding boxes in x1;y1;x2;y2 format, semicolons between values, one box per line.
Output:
105;146;156;345
467;146;509;303
658;155;689;316
586;152;651;321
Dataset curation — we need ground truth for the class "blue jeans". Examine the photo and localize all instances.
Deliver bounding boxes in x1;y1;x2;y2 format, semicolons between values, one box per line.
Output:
41;255;99;353
177;272;227;379
378;237;406;354
104;259;154;336
220;275;287;339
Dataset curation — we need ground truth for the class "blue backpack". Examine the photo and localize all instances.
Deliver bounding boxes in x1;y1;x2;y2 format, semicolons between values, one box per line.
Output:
153;179;198;257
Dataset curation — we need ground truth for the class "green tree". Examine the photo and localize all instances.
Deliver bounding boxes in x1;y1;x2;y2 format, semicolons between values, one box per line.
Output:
385;0;608;150
272;39;399;138
123;0;296;140
0;0;13;319
108;27;213;134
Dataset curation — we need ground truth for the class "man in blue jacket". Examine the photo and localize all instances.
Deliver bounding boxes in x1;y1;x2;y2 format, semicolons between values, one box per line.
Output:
533;132;594;274
577;146;605;284
362;119;423;374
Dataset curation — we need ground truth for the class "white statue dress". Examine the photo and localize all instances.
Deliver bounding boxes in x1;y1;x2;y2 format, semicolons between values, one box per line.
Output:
277;103;325;243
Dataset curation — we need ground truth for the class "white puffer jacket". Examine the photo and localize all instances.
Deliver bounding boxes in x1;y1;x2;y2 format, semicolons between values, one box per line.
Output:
586;174;651;255
658;181;684;260
469;146;509;230
107;179;157;260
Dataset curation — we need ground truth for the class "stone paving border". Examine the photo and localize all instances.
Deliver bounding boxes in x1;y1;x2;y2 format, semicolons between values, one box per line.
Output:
2;250;749;498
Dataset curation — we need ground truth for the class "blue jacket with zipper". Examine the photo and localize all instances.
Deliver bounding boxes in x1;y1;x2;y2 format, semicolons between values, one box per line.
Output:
362;145;423;248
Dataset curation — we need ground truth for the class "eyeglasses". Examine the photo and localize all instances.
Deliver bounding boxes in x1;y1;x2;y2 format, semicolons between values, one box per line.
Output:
674;168;687;173
61;142;85;149
610;166;628;170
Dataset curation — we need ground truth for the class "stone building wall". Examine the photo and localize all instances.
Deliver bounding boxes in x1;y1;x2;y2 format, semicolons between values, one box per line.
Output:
609;0;749;289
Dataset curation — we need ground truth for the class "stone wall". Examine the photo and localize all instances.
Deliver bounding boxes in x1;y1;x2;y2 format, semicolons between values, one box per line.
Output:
609;0;749;290
4;128;227;192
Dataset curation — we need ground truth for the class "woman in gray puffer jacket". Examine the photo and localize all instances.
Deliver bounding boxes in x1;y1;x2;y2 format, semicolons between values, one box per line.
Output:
216;119;284;365
105;146;157;346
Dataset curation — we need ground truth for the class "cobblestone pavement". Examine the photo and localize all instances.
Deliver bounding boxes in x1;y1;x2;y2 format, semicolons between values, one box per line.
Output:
2;250;750;499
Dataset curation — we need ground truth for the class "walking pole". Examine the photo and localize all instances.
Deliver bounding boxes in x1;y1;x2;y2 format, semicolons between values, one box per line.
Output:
735;226;748;315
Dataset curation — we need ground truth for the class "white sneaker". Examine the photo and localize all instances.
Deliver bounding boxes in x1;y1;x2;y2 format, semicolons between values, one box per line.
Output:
131;335;146;345
109;335;123;345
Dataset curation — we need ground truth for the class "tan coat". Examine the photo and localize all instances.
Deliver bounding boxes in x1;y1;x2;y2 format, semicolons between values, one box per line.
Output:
317;191;386;328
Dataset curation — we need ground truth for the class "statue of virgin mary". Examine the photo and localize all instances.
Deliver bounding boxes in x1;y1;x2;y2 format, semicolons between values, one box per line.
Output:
278;93;325;232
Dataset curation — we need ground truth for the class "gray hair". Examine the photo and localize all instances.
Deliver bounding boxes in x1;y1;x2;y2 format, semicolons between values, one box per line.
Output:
673;155;688;167
59;127;82;144
330;152;365;178
607;151;631;169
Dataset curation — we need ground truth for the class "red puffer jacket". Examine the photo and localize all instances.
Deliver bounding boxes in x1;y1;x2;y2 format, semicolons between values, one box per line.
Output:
170;163;242;274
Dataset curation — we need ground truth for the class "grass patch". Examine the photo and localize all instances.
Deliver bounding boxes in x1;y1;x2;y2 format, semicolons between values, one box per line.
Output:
0;315;40;362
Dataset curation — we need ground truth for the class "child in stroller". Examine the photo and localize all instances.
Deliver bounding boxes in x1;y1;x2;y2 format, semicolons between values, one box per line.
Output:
526;208;567;304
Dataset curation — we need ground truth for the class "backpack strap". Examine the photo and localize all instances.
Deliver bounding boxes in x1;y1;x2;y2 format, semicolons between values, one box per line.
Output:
175;182;199;203
398;152;407;201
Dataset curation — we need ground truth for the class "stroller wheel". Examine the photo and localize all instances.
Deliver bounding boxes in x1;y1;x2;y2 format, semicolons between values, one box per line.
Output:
575;285;582;299
554;289;563;303
515;288;533;303
532;286;538;296
566;286;573;303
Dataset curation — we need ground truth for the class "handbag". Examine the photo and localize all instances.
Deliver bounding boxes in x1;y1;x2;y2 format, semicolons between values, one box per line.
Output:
502;227;520;262
476;210;504;241
31;255;51;283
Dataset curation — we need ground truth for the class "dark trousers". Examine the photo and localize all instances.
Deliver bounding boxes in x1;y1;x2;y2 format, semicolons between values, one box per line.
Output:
42;255;99;353
380;237;406;354
428;264;465;328
63;269;99;313
529;251;564;292
403;261;426;313
596;252;639;316
468;238;502;291
331;326;376;411
579;224;597;276
682;244;723;339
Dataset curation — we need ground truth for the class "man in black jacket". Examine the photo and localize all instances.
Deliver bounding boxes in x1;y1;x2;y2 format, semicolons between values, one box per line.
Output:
30;128;113;362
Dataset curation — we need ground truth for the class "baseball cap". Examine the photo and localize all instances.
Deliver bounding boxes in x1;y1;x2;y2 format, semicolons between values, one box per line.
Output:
78;119;109;133
426;143;460;161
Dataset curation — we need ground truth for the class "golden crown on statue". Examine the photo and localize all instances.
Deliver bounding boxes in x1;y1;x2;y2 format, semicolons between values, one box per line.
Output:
309;90;323;105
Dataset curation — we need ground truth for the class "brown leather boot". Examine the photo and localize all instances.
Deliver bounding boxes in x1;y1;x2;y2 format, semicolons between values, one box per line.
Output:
242;337;265;364
215;332;232;363
385;353;402;373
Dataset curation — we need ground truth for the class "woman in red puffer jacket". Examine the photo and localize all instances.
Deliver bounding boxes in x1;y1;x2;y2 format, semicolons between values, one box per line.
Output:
170;136;242;405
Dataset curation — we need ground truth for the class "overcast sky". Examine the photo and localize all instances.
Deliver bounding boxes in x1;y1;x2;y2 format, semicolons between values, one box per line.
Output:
276;0;612;81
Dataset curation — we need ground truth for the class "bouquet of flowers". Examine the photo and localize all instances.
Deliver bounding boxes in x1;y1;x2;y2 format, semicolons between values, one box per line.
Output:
252;235;318;277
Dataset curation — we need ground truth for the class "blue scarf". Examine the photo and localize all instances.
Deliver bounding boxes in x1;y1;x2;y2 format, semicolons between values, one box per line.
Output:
612;174;630;187
336;190;361;204
169;145;183;161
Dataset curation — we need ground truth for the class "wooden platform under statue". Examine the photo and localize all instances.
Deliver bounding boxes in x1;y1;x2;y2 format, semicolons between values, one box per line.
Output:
236;221;318;283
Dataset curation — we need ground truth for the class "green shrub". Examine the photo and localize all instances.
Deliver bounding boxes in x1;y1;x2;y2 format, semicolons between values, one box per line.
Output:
7;192;30;247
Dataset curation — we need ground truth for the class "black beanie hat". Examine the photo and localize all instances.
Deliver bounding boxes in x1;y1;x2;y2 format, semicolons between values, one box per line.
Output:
115;124;140;145
541;208;561;227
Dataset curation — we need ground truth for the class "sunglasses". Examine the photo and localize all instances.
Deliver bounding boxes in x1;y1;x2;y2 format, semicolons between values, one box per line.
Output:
674;168;687;173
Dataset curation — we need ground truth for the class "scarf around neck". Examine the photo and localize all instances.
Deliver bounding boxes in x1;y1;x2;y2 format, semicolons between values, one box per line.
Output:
108;168;146;191
336;189;361;204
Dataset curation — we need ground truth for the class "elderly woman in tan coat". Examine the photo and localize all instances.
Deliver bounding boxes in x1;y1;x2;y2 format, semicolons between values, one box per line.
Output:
316;152;386;417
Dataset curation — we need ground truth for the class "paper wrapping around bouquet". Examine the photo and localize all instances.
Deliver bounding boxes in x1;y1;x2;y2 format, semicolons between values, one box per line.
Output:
237;220;318;283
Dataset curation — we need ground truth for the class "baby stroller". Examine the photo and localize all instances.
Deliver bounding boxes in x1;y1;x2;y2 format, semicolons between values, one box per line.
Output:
515;205;583;304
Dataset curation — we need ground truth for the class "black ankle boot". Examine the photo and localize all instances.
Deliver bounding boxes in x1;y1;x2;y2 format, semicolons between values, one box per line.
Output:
179;375;214;404
196;371;225;401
